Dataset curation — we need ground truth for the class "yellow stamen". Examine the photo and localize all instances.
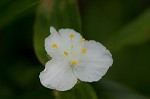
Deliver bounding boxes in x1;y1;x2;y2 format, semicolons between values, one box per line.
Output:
70;34;74;39
82;38;86;42
64;51;69;56
82;48;86;53
52;44;57;48
72;60;78;65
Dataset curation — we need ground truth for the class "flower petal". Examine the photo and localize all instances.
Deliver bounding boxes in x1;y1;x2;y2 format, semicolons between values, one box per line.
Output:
73;40;113;82
45;27;83;58
39;57;77;91
58;28;83;59
50;26;57;35
45;26;62;57
58;28;82;43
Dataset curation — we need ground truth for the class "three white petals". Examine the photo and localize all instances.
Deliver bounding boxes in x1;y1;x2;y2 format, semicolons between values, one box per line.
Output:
39;26;113;91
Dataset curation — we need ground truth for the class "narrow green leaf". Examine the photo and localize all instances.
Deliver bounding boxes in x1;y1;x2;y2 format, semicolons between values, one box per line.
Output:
55;82;98;99
107;7;150;51
92;80;149;99
34;0;81;65
0;0;41;28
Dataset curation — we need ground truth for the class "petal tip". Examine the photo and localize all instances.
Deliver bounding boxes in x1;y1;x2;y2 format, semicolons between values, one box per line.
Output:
50;26;57;34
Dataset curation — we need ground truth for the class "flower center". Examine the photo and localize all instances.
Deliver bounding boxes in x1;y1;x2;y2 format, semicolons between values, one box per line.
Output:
51;34;87;66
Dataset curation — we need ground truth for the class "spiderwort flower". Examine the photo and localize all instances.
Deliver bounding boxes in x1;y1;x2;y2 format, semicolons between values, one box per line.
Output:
39;26;113;91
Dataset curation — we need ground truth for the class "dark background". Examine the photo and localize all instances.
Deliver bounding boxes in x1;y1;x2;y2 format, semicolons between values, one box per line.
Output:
0;0;150;98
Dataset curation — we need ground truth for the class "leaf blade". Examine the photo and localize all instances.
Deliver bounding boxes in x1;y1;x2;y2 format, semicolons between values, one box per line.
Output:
0;0;41;28
92;80;150;99
107;7;150;52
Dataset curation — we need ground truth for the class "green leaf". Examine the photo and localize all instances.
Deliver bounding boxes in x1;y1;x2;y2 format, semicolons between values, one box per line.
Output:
55;82;98;99
0;0;41;28
106;7;150;52
106;41;150;95
34;0;81;65
92;80;149;99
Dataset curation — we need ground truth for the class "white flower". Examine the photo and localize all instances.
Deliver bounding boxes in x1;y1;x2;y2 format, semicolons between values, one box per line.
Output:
39;26;113;91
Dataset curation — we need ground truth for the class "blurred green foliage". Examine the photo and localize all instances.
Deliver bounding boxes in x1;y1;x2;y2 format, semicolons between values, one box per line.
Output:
0;0;150;99
0;0;41;28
